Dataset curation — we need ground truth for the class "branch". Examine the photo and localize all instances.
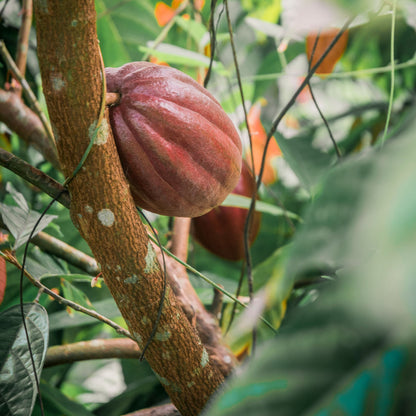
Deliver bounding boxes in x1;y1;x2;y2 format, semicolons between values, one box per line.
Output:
34;3;225;415
44;338;140;367
0;148;68;205
0;41;56;150
14;0;33;96
0;89;60;168
2;251;133;340
123;403;180;416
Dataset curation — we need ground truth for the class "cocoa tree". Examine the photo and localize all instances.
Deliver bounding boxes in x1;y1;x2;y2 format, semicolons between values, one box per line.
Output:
2;1;416;416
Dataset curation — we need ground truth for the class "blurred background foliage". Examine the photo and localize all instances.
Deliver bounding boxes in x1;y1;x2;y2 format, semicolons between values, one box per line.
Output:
1;0;416;415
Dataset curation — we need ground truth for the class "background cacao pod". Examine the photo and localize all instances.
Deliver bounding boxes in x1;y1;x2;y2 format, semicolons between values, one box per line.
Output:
106;62;242;217
192;160;262;261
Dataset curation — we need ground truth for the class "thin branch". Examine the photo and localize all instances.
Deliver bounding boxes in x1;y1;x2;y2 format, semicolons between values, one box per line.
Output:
44;338;140;367
31;231;99;275
256;16;355;190
0;148;69;207
3;251;134;340
0;40;56;150
123;403;180;416
204;0;219;87
380;0;397;146
307;32;341;159
13;0;33;96
0;88;60;168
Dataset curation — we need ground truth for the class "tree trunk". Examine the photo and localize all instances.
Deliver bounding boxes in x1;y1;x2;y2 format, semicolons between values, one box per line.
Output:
34;2;224;415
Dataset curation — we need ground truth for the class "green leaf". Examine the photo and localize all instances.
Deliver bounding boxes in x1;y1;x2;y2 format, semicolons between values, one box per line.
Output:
206;280;415;416
60;280;95;310
222;193;301;221
138;43;227;73
207;110;416;416
96;0;159;66
48;298;121;330
0;303;49;416
32;380;95;416
175;16;208;45
0;183;57;250
274;133;336;195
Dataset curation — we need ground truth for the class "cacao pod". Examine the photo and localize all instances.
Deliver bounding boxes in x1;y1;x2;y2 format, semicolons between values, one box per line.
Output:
105;62;242;217
192;160;261;261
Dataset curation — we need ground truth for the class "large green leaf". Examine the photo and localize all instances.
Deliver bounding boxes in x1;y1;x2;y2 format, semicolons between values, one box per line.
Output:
205;110;416;416
0;183;57;250
0;303;49;416
32;381;95;416
96;0;159;67
274;133;337;195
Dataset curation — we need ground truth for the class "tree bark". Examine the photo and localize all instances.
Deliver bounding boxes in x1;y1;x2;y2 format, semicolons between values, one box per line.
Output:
34;2;224;415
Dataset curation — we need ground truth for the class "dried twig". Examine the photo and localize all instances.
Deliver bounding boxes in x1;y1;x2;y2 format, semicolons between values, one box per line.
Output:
2;251;134;340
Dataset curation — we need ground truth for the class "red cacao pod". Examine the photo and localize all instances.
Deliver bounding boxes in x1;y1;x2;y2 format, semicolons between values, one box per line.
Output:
105;62;242;217
192;160;261;261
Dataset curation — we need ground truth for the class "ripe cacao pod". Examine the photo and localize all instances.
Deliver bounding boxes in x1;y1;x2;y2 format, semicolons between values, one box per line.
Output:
105;62;242;217
192;160;261;261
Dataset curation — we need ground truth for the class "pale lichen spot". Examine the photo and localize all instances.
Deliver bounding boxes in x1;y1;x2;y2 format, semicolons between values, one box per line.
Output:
97;209;115;227
51;74;66;91
124;274;139;284
71;20;78;27
133;331;143;345
141;316;150;325
144;241;158;274
201;348;209;368
155;328;171;341
223;355;232;364
93;119;109;145
85;205;93;214
115;265;122;272
187;381;195;388
162;351;171;360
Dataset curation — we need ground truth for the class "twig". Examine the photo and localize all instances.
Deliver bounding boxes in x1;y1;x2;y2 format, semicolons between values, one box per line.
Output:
0;148;69;207
14;0;33;96
44;338;140;367
122;403;180;416
256;16;355;190
204;0;219;87
0;88;60;168
31;231;99;275
2;252;134;340
0;40;56;150
307;32;341;158
380;0;397;146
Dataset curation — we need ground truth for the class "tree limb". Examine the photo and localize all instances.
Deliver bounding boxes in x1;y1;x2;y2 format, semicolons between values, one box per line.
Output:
0;88;60;168
44;338;140;367
34;3;225;415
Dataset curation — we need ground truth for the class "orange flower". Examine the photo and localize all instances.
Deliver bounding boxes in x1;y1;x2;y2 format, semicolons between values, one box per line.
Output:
154;0;205;27
246;100;282;185
306;28;349;76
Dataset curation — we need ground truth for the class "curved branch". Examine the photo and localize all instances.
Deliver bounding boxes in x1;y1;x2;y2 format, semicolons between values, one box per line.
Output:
0;148;68;206
0;88;60;168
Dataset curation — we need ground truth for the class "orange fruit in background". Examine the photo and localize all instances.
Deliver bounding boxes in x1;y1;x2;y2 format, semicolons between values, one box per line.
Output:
246;100;282;185
306;28;349;76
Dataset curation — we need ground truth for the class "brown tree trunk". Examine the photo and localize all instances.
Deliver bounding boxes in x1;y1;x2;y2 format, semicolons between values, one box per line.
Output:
34;2;224;415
